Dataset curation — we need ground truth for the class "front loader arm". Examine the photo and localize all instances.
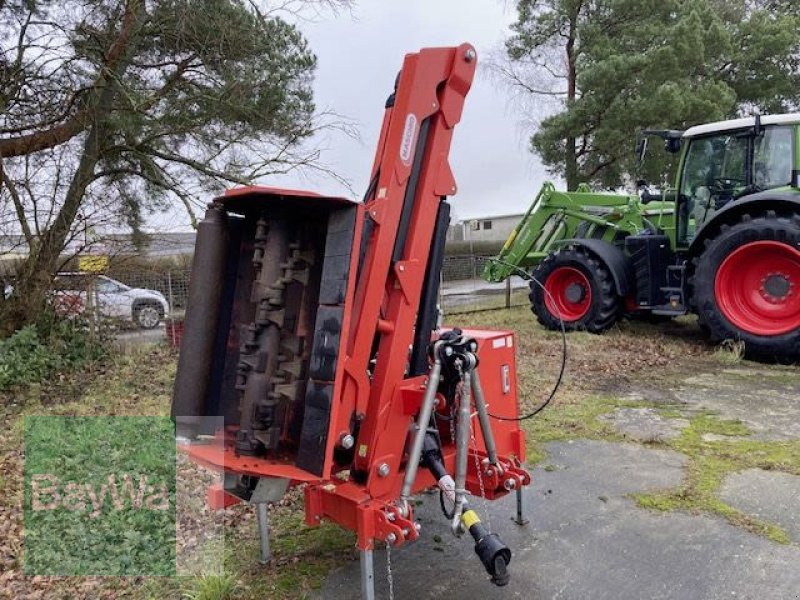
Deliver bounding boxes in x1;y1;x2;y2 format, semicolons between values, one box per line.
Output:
483;183;653;282
483;183;557;282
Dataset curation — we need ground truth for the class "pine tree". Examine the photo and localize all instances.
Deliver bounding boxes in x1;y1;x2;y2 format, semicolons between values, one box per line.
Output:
505;0;800;190
0;0;344;333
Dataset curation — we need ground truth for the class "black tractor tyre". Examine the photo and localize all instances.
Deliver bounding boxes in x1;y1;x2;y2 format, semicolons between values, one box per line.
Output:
691;212;800;359
133;301;164;329
529;247;621;333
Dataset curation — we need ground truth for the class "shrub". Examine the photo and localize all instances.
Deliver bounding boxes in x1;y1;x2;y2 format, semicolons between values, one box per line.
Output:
0;317;109;391
0;326;53;388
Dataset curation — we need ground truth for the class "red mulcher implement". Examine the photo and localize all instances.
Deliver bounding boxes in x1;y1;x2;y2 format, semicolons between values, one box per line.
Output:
171;44;531;597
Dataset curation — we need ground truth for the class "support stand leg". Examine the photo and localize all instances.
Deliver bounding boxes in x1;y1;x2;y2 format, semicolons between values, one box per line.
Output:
512;486;529;526
360;548;375;600
256;502;272;563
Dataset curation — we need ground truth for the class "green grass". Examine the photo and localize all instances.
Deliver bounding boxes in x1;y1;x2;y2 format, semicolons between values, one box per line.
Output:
712;339;746;364
0;345;354;599
182;573;241;600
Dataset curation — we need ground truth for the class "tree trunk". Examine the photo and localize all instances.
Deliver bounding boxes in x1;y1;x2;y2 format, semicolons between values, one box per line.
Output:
0;123;109;336
564;3;580;191
0;1;144;336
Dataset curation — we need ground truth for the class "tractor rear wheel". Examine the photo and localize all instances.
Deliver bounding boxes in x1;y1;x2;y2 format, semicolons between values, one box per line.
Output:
530;247;621;333
692;212;800;358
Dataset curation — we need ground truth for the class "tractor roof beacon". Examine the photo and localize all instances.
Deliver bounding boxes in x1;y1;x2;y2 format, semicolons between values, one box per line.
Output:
485;112;800;359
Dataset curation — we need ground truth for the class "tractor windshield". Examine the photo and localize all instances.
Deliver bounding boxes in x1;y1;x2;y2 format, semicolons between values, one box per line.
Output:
753;126;794;189
677;125;794;245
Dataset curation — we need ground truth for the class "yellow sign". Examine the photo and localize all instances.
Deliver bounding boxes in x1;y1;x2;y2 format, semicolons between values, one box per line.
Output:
78;255;109;273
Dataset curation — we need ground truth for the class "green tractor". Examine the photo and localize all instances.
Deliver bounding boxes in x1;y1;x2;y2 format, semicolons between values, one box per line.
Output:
484;113;800;358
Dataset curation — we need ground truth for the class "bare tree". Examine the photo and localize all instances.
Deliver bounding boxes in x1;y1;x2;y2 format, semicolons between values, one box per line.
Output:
0;0;351;334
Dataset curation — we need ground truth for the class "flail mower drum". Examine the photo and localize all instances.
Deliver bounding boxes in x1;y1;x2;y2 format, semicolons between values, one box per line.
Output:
171;44;531;598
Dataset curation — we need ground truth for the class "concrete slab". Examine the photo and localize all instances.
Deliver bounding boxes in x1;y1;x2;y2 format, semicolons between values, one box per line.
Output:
323;440;800;600
622;388;679;406
675;369;800;440
599;407;689;442
719;468;800;543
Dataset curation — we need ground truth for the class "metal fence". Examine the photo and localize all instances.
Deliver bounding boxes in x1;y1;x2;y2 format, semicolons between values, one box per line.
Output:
11;249;526;350
439;254;529;315
108;253;528;328
21;269;192;349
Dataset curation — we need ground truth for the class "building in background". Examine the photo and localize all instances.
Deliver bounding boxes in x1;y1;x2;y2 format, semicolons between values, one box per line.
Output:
447;213;524;243
0;232;196;265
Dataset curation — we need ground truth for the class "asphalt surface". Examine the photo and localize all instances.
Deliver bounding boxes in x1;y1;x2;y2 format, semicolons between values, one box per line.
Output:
676;368;800;440
720;469;800;543
440;277;529;297
113;324;168;351
323;440;800;600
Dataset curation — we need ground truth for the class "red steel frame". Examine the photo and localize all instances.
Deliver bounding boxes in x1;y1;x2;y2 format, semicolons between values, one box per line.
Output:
184;44;529;552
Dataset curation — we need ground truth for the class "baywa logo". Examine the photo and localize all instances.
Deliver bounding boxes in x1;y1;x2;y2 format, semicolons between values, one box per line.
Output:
31;473;171;518
24;416;177;576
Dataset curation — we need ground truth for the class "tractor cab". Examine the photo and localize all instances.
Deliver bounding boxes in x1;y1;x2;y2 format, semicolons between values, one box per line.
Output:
675;115;798;247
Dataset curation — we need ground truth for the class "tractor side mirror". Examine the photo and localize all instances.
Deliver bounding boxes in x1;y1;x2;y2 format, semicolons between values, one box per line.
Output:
665;138;682;153
635;137;648;164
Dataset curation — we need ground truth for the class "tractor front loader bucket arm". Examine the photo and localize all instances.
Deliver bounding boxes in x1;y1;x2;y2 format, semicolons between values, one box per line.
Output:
483;182;557;283
482;182;675;283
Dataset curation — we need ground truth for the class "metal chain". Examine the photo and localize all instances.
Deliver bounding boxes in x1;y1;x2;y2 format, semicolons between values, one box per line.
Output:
448;382;458;457
469;408;492;532
385;540;394;600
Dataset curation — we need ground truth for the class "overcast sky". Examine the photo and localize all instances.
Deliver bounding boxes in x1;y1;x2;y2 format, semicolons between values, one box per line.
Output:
153;0;556;231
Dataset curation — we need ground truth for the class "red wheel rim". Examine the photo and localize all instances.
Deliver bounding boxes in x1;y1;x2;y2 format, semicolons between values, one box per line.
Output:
714;240;800;336
544;266;592;321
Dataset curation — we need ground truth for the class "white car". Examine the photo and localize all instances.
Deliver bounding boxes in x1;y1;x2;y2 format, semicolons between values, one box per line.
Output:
53;273;170;329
